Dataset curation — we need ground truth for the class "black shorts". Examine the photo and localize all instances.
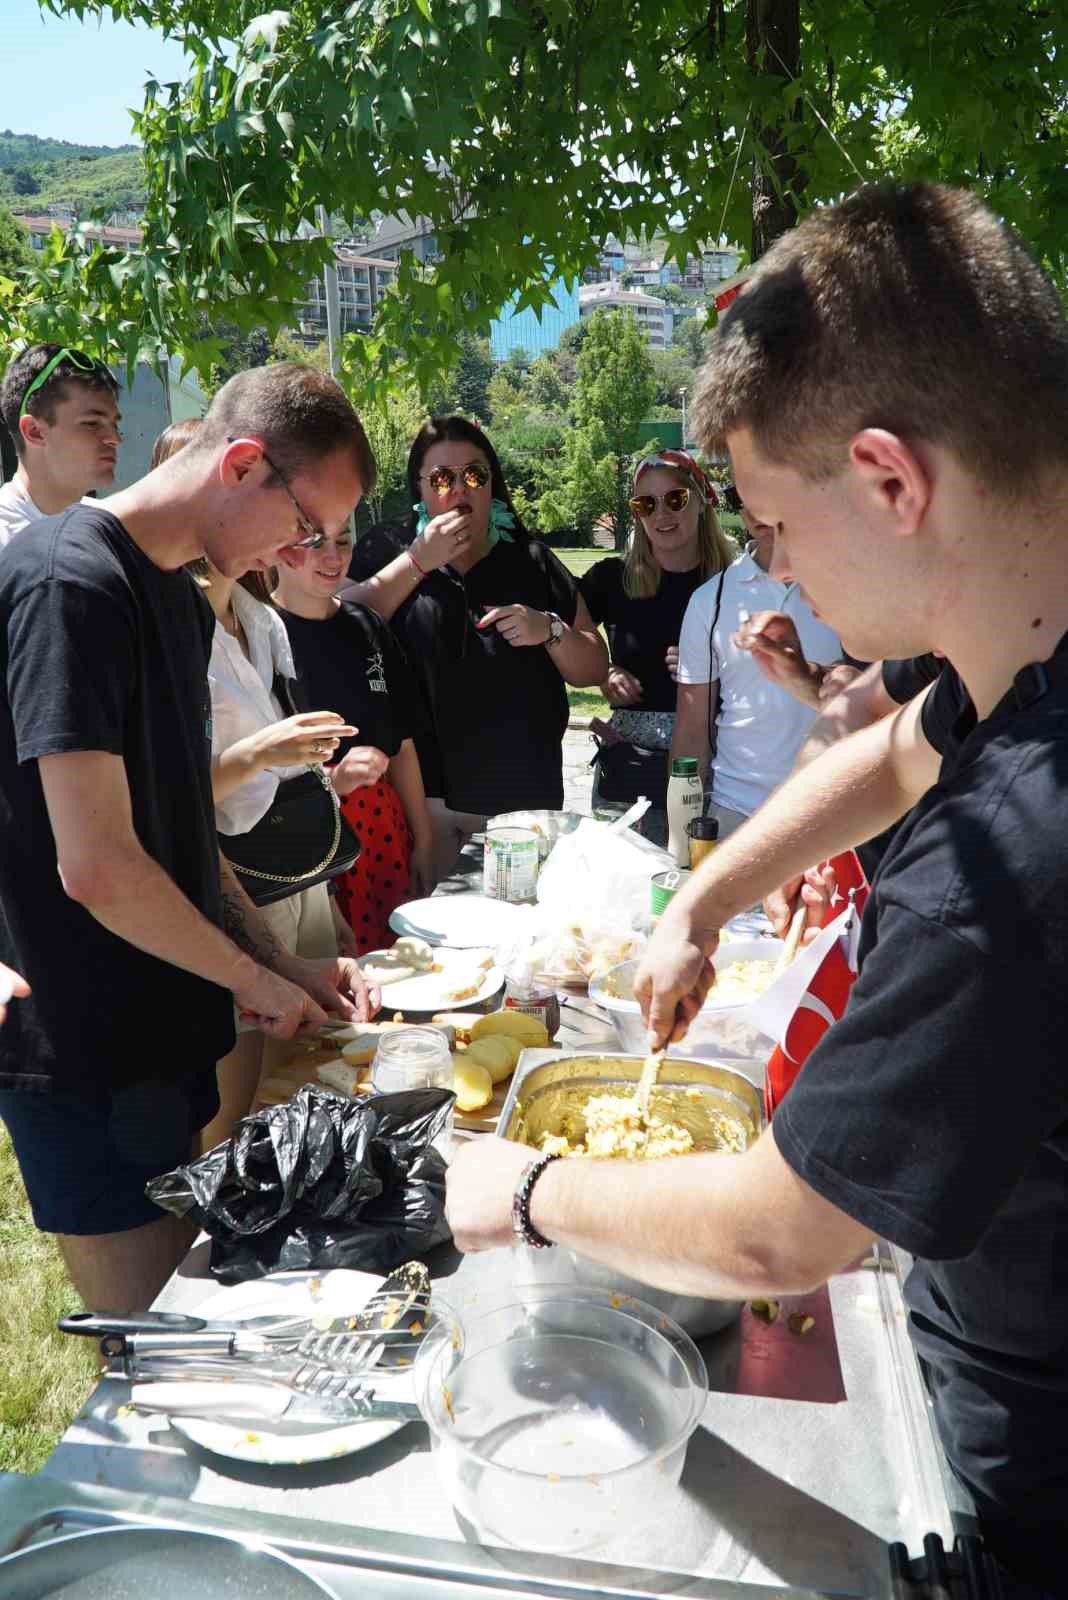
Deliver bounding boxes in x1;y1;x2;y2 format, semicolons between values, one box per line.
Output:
0;1068;220;1235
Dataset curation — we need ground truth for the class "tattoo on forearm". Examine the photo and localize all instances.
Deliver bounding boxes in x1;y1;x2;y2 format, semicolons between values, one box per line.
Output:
221;887;283;966
218;856;284;967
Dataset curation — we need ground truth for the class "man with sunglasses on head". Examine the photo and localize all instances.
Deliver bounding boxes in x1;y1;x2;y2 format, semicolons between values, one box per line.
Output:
671;498;840;840
0;362;380;1313
0;344;123;546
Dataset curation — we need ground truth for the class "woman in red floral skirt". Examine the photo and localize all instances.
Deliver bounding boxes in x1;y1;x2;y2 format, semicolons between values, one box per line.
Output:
271;532;434;953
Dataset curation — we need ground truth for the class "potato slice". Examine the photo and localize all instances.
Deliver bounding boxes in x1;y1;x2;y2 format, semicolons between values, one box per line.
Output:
465;1034;521;1084
451;1054;493;1112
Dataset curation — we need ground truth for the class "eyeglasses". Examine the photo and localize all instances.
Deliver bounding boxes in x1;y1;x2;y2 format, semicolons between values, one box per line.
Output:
19;348;111;421
421;461;491;497
629;486;692;519
226;437;328;550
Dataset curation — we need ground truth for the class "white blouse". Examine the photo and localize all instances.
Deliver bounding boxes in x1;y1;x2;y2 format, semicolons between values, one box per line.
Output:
209;585;306;836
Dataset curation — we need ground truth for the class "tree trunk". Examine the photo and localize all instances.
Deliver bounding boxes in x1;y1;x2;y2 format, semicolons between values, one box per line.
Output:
746;0;805;260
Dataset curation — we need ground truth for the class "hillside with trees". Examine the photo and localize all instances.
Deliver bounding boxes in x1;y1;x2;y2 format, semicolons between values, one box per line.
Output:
0;131;143;217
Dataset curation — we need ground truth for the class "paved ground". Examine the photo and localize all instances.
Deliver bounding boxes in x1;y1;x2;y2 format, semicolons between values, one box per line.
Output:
563;721;597;815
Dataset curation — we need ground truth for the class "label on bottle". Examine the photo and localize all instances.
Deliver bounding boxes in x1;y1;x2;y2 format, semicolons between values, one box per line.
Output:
504;984;560;1039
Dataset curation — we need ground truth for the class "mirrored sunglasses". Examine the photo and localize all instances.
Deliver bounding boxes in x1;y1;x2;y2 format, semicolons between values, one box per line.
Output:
424;461;491;497
629;486;692;519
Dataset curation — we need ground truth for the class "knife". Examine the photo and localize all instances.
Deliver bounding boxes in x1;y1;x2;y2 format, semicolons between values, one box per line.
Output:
128;1379;422;1426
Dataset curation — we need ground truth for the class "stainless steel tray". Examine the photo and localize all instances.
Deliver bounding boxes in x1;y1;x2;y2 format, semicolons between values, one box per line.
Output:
0;1473;834;1600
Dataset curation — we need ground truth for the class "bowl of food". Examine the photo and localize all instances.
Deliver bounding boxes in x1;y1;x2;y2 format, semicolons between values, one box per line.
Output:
487;809;583;862
498;1052;763;1337
414;1284;707;1555
589;937;782;1060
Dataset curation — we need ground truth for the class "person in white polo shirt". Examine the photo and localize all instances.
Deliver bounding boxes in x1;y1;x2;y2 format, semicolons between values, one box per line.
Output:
0;344;122;548
672;504;840;838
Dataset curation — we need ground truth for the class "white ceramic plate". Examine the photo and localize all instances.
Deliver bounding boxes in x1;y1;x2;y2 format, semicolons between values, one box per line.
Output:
359;944;502;1011
168;1269;417;1465
389;893;529;949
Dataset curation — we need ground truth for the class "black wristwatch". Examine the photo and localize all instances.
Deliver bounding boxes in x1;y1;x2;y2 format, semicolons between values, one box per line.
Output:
512;1152;561;1248
544;611;565;648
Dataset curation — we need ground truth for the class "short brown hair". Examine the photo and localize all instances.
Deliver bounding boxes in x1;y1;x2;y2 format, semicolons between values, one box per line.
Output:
189;362;377;494
692;184;1068;494
1;343;118;460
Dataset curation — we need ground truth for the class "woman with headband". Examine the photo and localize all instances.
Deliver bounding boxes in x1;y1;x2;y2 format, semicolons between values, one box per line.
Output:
581;450;735;842
345;416;608;877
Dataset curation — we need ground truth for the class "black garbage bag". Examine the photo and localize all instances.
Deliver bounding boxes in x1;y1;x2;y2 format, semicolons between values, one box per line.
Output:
146;1084;454;1283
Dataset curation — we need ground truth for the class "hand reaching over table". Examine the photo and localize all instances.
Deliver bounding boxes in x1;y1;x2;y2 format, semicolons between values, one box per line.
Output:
634;908;721;1050
446;1134;540;1251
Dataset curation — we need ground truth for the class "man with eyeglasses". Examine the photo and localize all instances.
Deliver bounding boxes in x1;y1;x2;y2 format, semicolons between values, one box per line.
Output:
0;362;380;1312
0;344;123;547
671;501;840;840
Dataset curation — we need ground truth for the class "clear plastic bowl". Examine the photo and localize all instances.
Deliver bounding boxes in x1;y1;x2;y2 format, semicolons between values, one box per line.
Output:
589;938;782;1060
414;1286;707;1555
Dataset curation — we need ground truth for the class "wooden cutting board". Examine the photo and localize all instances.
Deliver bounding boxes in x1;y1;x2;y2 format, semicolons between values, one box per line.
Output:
254;1033;512;1133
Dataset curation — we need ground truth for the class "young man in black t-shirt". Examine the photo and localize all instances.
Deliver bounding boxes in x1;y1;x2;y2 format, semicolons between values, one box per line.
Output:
0;363;380;1313
445;186;1068;1595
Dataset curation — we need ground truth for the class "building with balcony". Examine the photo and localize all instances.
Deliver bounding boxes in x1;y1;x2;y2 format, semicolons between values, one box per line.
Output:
578;282;674;349
298;252;397;341
15;212;146;253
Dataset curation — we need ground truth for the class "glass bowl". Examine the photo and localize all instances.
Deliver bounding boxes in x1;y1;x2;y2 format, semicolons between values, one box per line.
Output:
414;1285;707;1554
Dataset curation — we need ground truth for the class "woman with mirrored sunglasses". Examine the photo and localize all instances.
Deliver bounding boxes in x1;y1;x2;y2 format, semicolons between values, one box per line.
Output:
581;450;735;843
343;416;608;877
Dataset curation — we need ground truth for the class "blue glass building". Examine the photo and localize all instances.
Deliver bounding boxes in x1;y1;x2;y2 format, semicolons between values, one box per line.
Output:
489;277;581;361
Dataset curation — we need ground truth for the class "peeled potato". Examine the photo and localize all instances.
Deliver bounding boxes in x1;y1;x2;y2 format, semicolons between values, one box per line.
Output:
431;1011;484;1042
451;1053;493;1112
465;1034;521;1084
469;1010;551;1048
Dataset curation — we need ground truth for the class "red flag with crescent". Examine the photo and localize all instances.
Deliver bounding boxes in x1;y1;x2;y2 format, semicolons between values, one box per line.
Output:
760;851;870;1119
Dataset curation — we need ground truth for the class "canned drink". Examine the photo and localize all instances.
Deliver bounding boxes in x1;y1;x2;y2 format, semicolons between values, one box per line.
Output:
483;827;539;903
650;868;690;919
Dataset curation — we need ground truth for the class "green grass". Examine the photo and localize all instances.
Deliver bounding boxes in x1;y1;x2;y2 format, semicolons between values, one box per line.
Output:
0;1127;97;1473
555;550;612;719
557;547;610;577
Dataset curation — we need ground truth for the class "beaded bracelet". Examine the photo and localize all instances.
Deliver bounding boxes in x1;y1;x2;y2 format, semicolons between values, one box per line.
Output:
511;1152;561;1249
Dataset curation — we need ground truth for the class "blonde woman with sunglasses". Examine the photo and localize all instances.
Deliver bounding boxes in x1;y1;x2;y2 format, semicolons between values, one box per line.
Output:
581;451;735;843
344;417;607;877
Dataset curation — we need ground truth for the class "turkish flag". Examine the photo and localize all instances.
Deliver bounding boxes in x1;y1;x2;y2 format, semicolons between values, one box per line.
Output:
758;851;870;1119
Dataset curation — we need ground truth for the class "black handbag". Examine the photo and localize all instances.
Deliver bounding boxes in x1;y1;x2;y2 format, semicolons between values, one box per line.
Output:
592;739;670;809
219;674;361;906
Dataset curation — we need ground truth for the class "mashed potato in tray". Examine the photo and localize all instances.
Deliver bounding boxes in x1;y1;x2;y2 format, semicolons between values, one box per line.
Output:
538;1089;749;1162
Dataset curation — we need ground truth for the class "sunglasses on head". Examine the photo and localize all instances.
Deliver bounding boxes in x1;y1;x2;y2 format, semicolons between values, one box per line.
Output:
422;461;491;497
629;486;692;519
19;348;111;421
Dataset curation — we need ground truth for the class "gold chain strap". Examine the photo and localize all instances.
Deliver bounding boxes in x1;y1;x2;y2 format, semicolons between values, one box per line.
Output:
230;765;343;886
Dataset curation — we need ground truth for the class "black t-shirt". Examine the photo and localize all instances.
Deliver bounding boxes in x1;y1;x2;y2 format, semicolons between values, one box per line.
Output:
349;525;579;814
580;558;704;712
277;600;418;761
882;651;946;705
774;640;1068;1565
0;506;234;1092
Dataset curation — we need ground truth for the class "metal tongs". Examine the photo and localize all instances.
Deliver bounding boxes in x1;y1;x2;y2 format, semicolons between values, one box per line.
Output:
60;1261;433;1372
60;1263;440;1424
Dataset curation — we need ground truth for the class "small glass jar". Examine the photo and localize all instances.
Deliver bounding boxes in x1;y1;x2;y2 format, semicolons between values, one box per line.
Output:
372;1026;454;1151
